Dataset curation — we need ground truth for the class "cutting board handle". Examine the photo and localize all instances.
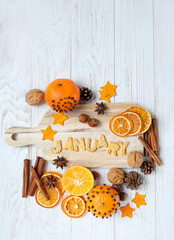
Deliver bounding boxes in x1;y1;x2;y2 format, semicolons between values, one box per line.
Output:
4;127;39;147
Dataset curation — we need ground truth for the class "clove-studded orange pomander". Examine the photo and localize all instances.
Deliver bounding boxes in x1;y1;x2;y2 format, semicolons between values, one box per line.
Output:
87;184;120;219
45;79;80;112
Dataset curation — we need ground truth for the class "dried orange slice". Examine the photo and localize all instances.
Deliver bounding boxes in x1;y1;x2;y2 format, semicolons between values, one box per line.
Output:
62;166;94;196
125;105;151;133
109;115;133;137
122;111;142;136
35;186;61;208
61;195;86;218
41;171;64;194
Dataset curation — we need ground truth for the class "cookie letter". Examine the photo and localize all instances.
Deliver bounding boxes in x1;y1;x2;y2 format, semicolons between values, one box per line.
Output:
107;142;120;157
97;135;108;148
63;137;74;151
73;139;80;152
50;140;62;153
118;141;129;155
86;138;99;152
79;138;86;151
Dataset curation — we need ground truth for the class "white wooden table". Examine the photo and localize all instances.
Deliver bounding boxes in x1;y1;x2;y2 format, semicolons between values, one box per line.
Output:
0;0;174;239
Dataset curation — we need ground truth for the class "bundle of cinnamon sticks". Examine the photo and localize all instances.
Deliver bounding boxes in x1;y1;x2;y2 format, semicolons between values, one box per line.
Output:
139;118;162;167
22;156;46;198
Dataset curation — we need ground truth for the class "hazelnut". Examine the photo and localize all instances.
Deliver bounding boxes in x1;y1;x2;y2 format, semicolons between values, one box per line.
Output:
79;114;89;123
25;89;44;106
88;118;98;127
107;168;125;185
91;171;99;180
127;151;143;168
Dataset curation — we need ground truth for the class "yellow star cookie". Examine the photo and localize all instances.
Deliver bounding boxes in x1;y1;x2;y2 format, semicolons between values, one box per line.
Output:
132;192;146;208
52;112;69;126
41;126;56;141
119;203;135;218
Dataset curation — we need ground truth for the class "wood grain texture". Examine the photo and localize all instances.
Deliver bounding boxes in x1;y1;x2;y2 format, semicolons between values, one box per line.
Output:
4;103;143;167
0;0;174;239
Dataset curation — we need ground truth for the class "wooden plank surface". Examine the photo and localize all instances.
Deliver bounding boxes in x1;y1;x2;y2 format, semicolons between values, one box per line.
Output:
4;103;144;167
0;0;174;240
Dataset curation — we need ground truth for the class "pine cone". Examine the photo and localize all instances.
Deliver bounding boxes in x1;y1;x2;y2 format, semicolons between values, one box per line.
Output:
140;161;154;175
125;171;143;190
80;87;93;101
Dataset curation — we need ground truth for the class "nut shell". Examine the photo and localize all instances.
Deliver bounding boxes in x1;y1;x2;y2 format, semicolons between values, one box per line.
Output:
127;151;143;168
88;118;98;127
79;114;89;123
107;168;125;185
25;89;44;106
91;171;99;180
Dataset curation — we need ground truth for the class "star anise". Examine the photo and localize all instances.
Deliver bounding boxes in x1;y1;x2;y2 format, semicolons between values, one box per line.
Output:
95;102;106;115
52;156;67;169
43;175;57;189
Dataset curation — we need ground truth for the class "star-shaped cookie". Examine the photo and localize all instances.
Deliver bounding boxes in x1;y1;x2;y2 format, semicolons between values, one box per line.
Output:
132;192;146;208
52;112;69;126
119;203;135;218
41;126;56;141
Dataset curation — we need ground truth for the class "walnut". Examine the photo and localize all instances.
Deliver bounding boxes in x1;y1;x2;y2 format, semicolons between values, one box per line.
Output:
107;168;125;185
127;151;143;168
25;89;44;106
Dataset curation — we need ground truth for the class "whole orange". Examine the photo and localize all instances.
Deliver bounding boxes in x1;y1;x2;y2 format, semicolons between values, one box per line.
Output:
87;185;120;218
45;79;80;112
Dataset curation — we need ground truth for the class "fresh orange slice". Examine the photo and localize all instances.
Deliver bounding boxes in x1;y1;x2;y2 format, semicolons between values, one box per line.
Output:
62;166;94;196
61;195;86;218
109;115;133;137
122;111;142;136
125;105;151;133
41;171;64;194
35;186;61;208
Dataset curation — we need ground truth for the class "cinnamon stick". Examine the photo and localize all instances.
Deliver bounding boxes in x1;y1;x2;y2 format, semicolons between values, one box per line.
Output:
138;136;162;166
144;132;148;156
27;156;40;196
28;157;46;196
30;166;49;201
147;131;154;164
152;118;159;156
153;118;157;138
149;122;158;153
22;159;30;198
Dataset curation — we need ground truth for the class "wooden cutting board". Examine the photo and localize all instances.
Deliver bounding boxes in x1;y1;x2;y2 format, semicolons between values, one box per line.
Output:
4;103;143;168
